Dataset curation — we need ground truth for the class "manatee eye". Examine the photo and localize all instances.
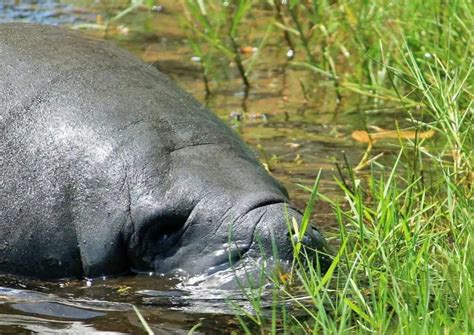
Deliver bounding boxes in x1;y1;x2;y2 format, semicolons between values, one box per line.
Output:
140;213;188;254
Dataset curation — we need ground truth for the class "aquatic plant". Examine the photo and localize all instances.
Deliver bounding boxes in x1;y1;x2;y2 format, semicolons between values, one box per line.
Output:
180;0;258;96
218;1;472;333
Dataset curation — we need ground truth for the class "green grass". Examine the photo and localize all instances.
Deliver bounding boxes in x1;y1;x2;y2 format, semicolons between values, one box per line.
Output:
180;0;256;95
178;1;473;333
70;1;473;333
236;144;471;333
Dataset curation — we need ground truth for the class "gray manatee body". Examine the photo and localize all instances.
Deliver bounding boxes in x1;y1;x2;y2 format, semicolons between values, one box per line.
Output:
0;23;328;280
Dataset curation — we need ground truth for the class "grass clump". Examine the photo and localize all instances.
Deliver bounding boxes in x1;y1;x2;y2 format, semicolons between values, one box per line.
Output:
180;0;260;97
238;145;471;333
218;1;472;333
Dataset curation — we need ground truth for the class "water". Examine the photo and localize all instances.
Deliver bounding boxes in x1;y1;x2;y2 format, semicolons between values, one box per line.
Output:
0;1;401;332
0;263;275;333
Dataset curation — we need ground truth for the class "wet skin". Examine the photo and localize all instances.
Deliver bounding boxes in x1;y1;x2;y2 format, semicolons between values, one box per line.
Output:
0;23;329;280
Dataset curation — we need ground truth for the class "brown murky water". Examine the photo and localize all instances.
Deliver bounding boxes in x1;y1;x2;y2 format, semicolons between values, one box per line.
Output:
0;1;403;333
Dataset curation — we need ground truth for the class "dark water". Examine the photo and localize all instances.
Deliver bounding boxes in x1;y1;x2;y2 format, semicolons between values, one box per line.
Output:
0;274;253;333
0;1;402;333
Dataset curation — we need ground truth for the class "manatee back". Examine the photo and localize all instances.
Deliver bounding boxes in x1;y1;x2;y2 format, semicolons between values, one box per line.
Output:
0;23;282;279
0;24;208;278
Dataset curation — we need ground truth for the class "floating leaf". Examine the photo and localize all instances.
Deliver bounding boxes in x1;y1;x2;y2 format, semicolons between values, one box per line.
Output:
351;130;372;143
352;129;435;144
239;46;257;54
352;128;435;171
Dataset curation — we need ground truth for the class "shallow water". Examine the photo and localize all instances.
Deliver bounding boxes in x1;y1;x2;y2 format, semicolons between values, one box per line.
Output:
0;274;251;333
0;1;403;333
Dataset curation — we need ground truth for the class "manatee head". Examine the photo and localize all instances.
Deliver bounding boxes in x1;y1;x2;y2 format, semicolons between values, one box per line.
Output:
122;143;331;288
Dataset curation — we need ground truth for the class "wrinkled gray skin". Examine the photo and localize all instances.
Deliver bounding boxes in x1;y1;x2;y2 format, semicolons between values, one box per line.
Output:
0;23;328;281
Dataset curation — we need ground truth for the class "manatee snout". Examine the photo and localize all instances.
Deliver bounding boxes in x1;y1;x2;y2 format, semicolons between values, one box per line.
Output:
241;203;330;270
178;202;331;289
128;198;329;280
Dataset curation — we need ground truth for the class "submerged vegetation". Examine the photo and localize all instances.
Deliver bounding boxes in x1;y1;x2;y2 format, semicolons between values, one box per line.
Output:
87;0;471;333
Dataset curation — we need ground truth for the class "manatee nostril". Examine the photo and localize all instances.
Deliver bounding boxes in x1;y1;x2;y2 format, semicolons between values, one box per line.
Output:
288;226;324;248
287;226;332;272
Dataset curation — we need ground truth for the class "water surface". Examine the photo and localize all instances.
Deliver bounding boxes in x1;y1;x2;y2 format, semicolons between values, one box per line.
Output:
0;1;402;333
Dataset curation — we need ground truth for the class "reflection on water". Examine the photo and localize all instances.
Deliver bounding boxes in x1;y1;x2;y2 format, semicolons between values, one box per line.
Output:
0;284;137;334
0;0;401;333
0;0;96;25
0;256;292;333
0;274;250;333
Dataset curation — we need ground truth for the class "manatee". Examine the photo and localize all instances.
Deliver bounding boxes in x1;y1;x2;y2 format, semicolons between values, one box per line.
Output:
0;23;328;281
